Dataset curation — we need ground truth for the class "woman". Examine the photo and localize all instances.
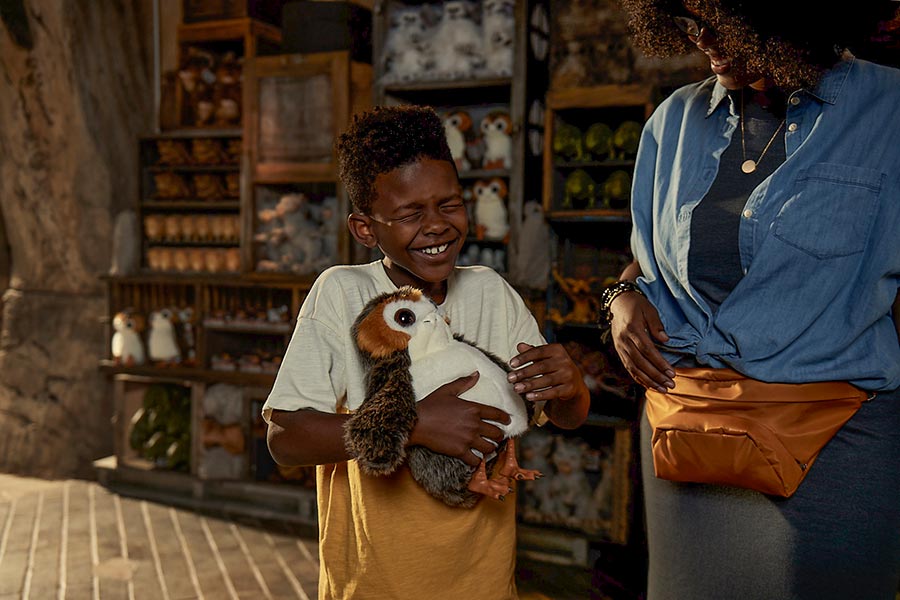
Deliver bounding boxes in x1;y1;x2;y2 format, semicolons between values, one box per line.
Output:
608;1;900;598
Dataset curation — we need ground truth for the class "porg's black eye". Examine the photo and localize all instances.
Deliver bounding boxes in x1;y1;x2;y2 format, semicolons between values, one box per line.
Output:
394;308;416;327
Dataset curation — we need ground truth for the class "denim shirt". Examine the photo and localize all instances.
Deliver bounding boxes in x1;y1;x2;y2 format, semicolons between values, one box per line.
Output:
631;57;900;390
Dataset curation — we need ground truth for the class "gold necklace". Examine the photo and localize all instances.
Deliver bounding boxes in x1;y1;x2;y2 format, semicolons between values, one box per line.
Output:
740;89;785;174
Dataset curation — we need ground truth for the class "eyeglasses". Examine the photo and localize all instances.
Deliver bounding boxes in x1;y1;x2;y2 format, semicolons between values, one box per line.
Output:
673;15;708;41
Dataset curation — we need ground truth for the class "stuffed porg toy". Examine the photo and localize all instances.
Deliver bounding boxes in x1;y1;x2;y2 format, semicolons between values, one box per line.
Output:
111;310;146;366
345;286;541;508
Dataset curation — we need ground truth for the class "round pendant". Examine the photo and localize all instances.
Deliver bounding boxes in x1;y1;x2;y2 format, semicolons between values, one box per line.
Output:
741;159;757;174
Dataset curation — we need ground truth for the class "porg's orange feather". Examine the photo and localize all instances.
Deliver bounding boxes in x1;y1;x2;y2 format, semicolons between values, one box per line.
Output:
355;287;421;359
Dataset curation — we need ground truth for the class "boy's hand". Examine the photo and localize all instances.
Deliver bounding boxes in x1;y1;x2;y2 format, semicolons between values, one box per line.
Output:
409;372;512;468
508;342;590;430
507;342;582;402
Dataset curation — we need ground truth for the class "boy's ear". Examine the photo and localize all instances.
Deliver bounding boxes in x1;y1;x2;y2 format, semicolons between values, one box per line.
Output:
348;213;378;248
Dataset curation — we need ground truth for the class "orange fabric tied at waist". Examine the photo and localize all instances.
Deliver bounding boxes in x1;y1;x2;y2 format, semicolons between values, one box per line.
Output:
645;368;870;497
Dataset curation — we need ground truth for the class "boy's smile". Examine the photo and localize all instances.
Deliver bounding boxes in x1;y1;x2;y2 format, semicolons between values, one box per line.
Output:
349;158;468;303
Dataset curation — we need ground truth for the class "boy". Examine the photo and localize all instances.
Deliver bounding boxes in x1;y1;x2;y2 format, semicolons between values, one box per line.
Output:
264;105;590;599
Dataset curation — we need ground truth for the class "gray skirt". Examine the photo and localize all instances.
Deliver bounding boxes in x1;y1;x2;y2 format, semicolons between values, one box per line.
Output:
641;385;900;600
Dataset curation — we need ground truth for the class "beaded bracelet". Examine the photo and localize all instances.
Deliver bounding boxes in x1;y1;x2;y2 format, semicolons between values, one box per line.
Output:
599;280;645;326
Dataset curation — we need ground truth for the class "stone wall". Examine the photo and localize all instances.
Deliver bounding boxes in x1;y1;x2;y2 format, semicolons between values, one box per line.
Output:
0;0;154;478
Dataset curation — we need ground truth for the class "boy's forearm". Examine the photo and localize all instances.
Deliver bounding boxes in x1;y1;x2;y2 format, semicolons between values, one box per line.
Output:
267;409;353;466
543;383;590;430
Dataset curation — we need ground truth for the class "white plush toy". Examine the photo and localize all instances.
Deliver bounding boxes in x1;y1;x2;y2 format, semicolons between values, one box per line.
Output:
111;310;146;366
383;3;433;83
474;177;510;241
432;0;484;80
480;110;513;170
147;308;181;365
482;0;515;76
443;110;473;172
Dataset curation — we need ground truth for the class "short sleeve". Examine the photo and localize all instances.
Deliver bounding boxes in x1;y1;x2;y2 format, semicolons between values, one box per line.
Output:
261;316;347;422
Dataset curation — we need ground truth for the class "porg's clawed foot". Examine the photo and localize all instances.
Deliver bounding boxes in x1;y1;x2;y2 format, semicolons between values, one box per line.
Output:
468;460;514;501
497;437;542;481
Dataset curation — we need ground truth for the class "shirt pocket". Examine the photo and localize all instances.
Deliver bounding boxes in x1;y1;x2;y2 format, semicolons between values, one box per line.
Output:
773;163;882;259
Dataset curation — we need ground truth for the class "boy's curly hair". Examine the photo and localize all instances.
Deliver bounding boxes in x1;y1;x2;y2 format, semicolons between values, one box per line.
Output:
336;105;454;215
620;0;898;90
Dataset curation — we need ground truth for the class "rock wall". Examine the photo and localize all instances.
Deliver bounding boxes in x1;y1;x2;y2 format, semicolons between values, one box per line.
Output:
0;0;153;477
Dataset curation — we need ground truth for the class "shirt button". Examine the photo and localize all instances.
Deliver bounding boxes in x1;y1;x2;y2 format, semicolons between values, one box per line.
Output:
742;209;753;218
790;96;800;106
788;123;799;132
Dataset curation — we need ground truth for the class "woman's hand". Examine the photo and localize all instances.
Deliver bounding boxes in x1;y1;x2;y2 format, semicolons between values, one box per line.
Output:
409;373;511;467
609;291;676;393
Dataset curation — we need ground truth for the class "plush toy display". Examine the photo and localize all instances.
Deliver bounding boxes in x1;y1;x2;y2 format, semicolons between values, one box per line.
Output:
443;110;473;171
382;3;433;83
345;286;541;507
563;169;597;209
480;110;513;170
473;177;510;241
482;0;515;76
111;309;146;366
432;0;484;79
584;122;614;161
553;121;585;162
148;308;182;365
612;120;643;159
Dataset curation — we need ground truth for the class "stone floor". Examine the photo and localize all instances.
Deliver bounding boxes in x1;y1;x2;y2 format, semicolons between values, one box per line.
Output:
0;474;594;599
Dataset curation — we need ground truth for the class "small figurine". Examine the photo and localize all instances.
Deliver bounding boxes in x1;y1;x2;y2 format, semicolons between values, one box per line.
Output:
563;169;596;210
147;308;181;365
177;306;196;365
480;110;513;170
345;287;541;507
548;267;601;325
613;120;643;159
602;170;632;210
444;110;473;171
552;121;585;162
473;177;510;241
509;201;550;290
111;310;146;366
212;52;242;126
583;122;614;161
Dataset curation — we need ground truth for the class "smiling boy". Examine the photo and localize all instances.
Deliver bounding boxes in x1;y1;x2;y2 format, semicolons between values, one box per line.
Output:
263;105;589;599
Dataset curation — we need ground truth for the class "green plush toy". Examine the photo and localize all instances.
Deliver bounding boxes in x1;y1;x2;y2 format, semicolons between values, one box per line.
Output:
584;122;614;161
563;169;597;210
553;122;585;162
613;121;642;159
602;170;632;210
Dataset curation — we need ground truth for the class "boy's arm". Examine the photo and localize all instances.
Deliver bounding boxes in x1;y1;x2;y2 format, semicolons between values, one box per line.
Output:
508;342;590;430
267;375;512;468
267;409;352;466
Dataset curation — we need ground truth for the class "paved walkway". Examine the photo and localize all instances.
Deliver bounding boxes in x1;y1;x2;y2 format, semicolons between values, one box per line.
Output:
0;475;319;600
0;474;593;599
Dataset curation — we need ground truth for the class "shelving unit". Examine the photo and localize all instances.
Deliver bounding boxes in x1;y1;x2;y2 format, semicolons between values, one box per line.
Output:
372;0;551;281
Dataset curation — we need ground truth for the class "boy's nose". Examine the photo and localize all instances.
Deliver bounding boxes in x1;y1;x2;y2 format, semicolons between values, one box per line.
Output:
421;208;451;233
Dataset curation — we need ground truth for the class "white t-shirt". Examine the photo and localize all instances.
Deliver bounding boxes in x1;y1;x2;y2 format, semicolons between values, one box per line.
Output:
264;260;546;420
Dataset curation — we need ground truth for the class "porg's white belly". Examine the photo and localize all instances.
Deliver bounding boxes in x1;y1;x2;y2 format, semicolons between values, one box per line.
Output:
408;340;529;437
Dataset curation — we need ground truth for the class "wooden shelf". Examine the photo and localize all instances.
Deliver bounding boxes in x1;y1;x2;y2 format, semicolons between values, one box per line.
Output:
141;200;241;210
547;209;631;222
203;321;293;335
99;360;277;387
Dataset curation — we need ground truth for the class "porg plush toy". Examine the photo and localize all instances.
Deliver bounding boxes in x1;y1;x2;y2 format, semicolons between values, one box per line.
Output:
111;309;146;366
345;286;541;508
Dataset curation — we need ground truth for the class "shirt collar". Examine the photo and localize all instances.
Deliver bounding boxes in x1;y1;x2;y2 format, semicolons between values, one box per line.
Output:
705;56;855;117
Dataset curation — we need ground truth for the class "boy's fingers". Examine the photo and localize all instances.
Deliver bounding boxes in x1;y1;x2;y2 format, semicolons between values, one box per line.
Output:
477;405;511;426
447;371;480;394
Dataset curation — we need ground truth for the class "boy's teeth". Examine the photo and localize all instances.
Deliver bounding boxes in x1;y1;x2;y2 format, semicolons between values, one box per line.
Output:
422;243;449;255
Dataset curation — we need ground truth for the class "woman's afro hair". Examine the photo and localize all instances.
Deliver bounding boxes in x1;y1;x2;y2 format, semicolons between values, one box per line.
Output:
620;0;898;90
336;105;454;215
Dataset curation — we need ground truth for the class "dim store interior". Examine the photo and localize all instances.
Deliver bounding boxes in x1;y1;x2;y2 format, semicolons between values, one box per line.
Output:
2;0;899;598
